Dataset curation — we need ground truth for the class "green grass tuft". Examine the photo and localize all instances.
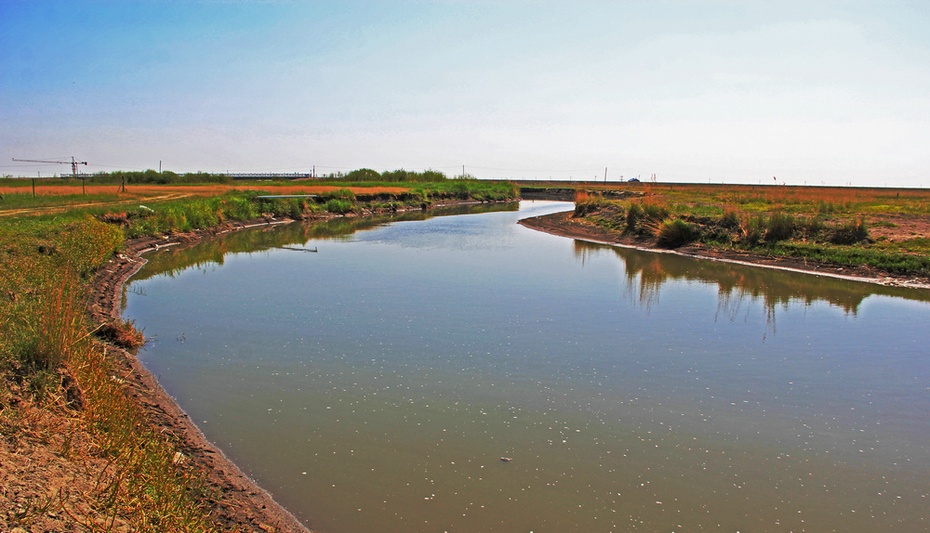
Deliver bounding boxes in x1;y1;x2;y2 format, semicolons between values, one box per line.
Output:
657;219;699;248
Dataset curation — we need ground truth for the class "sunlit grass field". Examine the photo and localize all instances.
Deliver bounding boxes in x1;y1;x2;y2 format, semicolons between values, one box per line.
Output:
571;182;930;275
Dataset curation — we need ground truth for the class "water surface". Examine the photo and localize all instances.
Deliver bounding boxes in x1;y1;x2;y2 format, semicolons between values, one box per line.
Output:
125;201;930;532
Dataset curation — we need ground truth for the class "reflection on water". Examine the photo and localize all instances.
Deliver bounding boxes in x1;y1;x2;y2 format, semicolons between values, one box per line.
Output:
125;202;930;533
135;202;519;282
574;240;930;337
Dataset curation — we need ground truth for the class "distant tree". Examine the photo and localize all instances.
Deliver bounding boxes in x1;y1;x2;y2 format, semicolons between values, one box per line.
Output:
380;169;412;182
381;169;447;182
345;168;381;181
418;169;446;182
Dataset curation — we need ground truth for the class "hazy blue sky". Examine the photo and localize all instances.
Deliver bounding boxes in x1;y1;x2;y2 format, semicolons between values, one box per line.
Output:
2;1;929;186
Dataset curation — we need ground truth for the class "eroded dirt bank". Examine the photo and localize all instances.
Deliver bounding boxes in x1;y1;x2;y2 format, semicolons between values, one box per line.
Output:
519;210;930;290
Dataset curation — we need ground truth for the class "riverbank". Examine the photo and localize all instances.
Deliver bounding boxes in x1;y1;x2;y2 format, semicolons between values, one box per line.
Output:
88;219;312;532
83;202;506;531
519;210;930;290
1;179;523;531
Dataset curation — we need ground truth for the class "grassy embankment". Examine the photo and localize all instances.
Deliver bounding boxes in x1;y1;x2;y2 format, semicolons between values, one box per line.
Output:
572;183;930;277
0;175;517;531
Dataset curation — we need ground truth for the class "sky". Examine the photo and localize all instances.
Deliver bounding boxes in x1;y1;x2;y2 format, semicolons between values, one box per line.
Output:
2;1;929;186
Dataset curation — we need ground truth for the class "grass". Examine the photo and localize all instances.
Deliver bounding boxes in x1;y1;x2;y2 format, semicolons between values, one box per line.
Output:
0;215;219;531
656;219;699;248
0;191;119;208
566;183;930;277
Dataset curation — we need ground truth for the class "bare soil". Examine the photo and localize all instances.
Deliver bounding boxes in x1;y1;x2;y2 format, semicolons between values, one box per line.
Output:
0;388;135;532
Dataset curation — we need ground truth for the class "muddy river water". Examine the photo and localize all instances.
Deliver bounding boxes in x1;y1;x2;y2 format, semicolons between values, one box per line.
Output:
124;201;930;532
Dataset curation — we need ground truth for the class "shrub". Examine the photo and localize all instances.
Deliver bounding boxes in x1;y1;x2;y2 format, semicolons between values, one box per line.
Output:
764;212;796;243
720;209;741;229
626;203;644;232
797;216;826;240
656;219;699;248
451;180;470;199
399;190;429;205
345;168;381;181
56;218;124;276
573;195;611;217
96;319;146;350
642;202;669;222
184;199;221;229
221;195;259;220
829;218;869;244
327;189;357;201
379;168;447;182
741;214;766;245
325;198;354;214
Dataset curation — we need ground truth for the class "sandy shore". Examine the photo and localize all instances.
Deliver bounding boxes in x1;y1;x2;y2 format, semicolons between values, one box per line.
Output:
89;219;313;533
519;210;930;290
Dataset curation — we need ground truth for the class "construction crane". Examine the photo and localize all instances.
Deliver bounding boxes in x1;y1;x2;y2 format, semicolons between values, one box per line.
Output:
12;156;88;178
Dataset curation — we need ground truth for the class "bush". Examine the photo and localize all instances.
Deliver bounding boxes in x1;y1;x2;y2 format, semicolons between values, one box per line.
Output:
185;200;221;229
221;195;259;220
829;218;869;244
56;218;124;276
574;200;603;217
326;189;356;201
626;203;644;232
345;168;381;181
764;212;796;243
657;218;699;248
741;214;766;245
720;209;741;229
379;169;447;182
797;216;826;240
642;203;670;222
325;198;355;214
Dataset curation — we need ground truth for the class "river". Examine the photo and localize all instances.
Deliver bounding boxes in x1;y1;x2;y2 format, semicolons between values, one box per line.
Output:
124;201;930;532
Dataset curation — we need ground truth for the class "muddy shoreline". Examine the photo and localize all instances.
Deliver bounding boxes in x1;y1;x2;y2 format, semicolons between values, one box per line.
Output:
89;218;313;533
519;210;930;290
